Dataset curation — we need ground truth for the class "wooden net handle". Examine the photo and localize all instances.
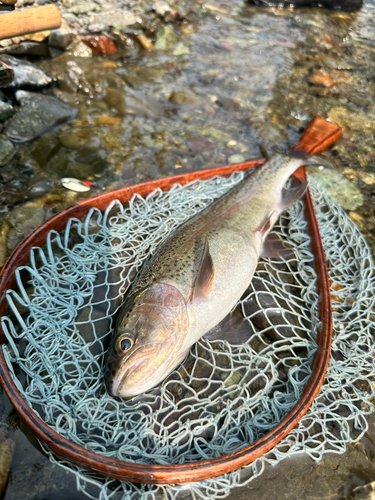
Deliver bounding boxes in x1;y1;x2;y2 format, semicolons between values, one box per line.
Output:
0;5;61;40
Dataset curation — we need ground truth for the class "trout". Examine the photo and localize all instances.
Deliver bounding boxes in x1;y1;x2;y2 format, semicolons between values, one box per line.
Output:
105;152;325;397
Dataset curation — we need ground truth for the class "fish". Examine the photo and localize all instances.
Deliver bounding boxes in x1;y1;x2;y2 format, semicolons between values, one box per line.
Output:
105;151;327;398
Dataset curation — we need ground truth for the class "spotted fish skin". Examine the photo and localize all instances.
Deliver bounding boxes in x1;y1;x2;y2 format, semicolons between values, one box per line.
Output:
105;153;325;398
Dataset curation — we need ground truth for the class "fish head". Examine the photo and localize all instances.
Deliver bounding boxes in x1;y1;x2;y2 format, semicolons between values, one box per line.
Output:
105;283;190;398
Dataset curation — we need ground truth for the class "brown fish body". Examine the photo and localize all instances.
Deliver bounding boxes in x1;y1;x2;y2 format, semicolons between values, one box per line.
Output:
105;154;322;397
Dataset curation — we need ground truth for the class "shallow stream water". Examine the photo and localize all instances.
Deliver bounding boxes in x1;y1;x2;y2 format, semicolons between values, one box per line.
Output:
1;0;375;498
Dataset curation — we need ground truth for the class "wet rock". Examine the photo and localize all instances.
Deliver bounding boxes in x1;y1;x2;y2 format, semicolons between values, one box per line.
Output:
0;55;52;88
28;180;54;198
104;88;163;117
154;26;177;50
0;60;14;87
228;154;245;164
153;1;174;16
323;57;354;70
91;11;141;29
169;90;197;105
81;35;117;55
352;482;375;499
0;101;14;122
0;432;15;496
173;43;190;55
186;137;215;153
48;28;75;51
0;134;14;163
217;97;242;112
308;167;364;211
136;34;154;51
2;41;49;57
59;129;101;150
308;69;353;87
5;202;53;252
70;1;98;14
201;127;232;143
6;91;77;143
66;38;93;57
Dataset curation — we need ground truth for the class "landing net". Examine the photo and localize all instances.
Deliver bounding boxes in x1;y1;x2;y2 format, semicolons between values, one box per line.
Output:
1;173;375;499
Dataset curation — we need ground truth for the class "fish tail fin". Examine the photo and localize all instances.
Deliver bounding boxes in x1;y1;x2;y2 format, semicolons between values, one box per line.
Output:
275;146;334;169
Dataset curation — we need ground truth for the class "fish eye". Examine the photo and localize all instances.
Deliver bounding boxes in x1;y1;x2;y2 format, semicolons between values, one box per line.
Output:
115;335;134;356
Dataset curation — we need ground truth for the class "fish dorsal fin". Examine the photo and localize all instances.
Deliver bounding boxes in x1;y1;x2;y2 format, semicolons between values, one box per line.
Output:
191;237;214;305
256;211;276;237
281;182;308;211
261;233;295;259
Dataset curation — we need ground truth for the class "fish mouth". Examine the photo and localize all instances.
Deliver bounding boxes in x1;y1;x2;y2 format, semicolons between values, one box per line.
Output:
110;343;161;397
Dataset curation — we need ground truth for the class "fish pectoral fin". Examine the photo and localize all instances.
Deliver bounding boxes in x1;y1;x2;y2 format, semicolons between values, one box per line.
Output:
281;182;308;211
261;233;295;259
191;236;214;305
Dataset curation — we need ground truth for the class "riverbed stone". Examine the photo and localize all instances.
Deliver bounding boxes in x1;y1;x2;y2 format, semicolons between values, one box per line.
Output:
0;134;14;162
49;28;76;51
91;10;140;28
308;167;364;210
0;432;14;497
5;91;77;143
0;101;14;122
173;42;190;55
2;41;49;57
0;55;52;88
104;88;163;117
154;26;177;50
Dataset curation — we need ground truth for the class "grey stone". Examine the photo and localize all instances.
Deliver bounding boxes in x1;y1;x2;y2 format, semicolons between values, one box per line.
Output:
70;1;98;14
67;39;93;57
154;26;177;50
28;180;54;198
49;28;76;50
228;154;245;164
154;1;173;16
0;55;52;88
173;42;190;55
6;91;77;143
2;41;49;57
308;167;364;211
0;134;14;162
91;11;140;28
104;88;164;117
0;433;14;496
0;101;15;122
61;13;81;26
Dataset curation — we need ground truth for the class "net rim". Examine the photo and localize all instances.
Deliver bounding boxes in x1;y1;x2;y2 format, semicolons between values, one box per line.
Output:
0;117;340;484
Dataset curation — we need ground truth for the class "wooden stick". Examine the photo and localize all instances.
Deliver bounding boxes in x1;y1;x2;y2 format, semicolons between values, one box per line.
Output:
0;5;61;40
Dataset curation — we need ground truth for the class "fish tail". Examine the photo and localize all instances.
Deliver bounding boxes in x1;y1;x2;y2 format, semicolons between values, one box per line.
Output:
274;147;334;169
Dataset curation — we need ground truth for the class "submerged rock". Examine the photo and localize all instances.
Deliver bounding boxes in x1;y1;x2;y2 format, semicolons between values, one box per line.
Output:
0;134;14;163
154;26;177;50
0;101;14;122
81;35;117;55
0;55;52;88
6;91;77;143
173;42;190;55
0;432;14;497
308;167;364;210
104;88;164;117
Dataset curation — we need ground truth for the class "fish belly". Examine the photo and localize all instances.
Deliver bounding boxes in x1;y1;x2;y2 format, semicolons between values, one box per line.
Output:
188;228;260;344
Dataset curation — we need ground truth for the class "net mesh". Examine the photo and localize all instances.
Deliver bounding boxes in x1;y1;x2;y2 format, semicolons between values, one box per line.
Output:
1;173;375;499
